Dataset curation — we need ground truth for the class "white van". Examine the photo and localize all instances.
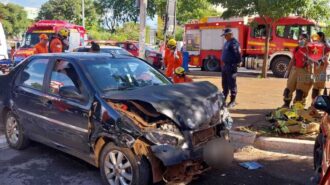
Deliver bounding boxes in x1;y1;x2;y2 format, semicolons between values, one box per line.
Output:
0;22;8;60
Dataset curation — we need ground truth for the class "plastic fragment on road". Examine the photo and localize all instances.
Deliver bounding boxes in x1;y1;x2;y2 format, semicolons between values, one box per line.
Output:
239;161;263;170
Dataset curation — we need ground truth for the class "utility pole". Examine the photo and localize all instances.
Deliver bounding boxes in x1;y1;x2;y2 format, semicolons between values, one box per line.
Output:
82;0;85;28
138;0;147;59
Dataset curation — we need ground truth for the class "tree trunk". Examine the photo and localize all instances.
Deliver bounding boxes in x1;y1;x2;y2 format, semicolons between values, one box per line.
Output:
262;23;271;78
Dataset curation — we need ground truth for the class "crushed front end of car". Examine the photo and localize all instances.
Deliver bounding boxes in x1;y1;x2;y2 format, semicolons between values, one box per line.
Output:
105;82;234;184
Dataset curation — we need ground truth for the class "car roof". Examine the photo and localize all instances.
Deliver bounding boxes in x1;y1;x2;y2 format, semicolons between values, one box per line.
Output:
34;52;135;60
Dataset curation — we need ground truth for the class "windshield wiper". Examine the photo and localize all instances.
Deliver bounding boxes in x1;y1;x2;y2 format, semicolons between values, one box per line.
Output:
103;86;136;92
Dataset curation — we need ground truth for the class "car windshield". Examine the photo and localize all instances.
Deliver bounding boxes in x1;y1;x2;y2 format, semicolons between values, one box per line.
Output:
81;58;171;94
22;33;53;48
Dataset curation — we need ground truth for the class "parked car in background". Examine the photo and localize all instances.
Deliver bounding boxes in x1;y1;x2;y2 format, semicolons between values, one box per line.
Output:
115;41;163;69
0;53;233;185
313;95;330;185
73;45;133;56
0;22;11;74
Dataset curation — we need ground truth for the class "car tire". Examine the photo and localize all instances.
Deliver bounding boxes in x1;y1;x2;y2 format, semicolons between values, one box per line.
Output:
4;111;29;150
100;143;151;185
314;133;323;171
203;58;220;72
271;56;290;78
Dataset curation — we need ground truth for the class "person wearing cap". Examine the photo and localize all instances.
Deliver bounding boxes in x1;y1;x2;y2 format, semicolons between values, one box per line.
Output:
172;67;193;83
221;28;241;108
164;39;183;77
34;34;49;54
49;28;69;53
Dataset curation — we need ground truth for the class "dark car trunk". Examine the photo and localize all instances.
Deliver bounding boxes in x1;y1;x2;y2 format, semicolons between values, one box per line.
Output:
105;81;223;130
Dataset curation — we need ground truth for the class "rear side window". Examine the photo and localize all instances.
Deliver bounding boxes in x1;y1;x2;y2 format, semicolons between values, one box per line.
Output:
19;58;48;90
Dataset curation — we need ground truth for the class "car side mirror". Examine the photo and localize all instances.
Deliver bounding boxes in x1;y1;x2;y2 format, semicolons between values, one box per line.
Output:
59;86;85;101
314;95;330;113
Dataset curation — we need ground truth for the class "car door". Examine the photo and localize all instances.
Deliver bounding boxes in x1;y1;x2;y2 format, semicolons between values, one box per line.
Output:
13;57;51;141
42;58;91;153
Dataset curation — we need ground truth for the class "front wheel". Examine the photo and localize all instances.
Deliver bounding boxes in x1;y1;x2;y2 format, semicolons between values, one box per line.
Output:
271;56;290;78
100;143;151;185
4;112;30;150
203;58;220;72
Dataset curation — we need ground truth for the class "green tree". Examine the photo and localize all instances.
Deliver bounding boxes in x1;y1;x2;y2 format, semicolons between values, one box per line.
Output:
208;0;330;78
176;0;219;24
0;3;30;38
95;0;157;32
37;0;99;30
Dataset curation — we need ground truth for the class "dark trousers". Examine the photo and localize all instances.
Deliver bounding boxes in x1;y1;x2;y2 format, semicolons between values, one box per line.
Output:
222;65;237;98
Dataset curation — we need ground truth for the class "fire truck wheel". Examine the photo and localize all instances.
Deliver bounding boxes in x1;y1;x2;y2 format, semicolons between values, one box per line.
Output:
203;58;220;72
271;56;290;78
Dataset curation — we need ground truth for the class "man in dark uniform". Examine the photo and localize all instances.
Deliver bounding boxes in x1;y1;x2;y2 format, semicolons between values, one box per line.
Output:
221;28;241;108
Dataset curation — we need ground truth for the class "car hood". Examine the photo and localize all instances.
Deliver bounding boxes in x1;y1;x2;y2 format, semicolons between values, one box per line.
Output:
105;81;222;130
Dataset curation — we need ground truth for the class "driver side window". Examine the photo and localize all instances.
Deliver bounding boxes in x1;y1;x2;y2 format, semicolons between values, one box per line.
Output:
48;59;83;97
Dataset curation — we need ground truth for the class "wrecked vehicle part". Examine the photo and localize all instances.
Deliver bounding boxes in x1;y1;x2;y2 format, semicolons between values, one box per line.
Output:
163;161;209;184
133;139;165;183
106;82;223;130
101;83;232;184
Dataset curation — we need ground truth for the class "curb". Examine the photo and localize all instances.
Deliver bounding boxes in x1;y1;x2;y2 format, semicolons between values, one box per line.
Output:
229;130;314;156
0;134;8;149
254;137;314;156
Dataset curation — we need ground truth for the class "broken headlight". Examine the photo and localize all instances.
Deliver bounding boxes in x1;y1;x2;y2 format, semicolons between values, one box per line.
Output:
220;107;233;130
145;130;184;146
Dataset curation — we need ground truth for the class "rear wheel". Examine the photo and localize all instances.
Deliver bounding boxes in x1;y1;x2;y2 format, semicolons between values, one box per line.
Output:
4;112;29;150
271;56;290;78
100;143;151;185
203;58;220;72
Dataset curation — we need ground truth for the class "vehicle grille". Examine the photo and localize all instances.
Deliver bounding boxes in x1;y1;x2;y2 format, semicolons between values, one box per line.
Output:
191;127;216;146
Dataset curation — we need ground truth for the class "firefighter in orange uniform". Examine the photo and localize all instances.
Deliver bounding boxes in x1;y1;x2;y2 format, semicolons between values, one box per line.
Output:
173;67;193;83
49;28;69;53
34;34;49;54
164;39;183;77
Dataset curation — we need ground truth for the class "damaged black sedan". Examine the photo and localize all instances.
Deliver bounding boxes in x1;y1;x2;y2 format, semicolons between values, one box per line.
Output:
0;53;233;185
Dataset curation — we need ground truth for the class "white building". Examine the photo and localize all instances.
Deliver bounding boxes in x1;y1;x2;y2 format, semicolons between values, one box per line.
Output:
24;7;39;20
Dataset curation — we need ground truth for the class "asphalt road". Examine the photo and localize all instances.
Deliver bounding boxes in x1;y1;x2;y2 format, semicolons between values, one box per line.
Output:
0;142;314;185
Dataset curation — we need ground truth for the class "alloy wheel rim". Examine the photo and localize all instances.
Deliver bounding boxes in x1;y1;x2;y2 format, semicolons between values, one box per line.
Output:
276;62;287;73
6;116;19;145
104;150;133;185
207;60;219;71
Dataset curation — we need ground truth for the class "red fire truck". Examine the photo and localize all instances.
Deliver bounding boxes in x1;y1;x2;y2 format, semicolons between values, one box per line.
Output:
13;20;86;64
184;16;320;77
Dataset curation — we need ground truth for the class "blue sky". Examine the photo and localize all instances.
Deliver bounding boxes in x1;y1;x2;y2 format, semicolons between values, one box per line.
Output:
3;0;47;8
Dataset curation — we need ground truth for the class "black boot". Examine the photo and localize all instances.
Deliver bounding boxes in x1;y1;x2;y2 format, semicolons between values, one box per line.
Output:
227;96;236;108
312;89;320;100
282;100;291;108
282;88;291;108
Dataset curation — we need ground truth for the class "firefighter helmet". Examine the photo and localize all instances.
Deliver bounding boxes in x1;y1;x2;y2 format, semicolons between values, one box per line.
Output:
39;34;48;40
167;39;177;48
175;67;185;75
58;28;69;37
